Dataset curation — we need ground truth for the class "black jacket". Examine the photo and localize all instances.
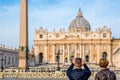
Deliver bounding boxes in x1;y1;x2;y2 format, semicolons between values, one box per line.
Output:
66;63;91;80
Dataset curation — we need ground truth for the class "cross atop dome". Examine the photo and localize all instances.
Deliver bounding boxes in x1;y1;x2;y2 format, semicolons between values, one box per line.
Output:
77;8;83;17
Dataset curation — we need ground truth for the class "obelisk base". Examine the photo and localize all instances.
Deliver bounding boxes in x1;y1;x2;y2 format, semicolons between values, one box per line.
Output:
18;51;27;71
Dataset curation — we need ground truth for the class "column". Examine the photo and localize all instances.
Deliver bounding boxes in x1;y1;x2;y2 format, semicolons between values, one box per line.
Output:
83;44;85;59
90;44;92;63
53;44;55;63
97;44;100;63
60;44;62;63
67;44;70;64
80;44;82;58
75;44;77;57
108;44;112;65
44;45;47;63
62;44;65;63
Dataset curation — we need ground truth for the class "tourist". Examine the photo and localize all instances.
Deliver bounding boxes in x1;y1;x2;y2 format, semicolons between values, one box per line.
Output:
95;58;116;80
66;57;91;80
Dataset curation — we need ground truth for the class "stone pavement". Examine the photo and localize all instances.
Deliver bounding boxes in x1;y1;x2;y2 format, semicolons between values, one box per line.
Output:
0;77;120;80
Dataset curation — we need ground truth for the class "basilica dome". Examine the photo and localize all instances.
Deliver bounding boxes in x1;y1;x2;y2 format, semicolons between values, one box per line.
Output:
69;9;91;32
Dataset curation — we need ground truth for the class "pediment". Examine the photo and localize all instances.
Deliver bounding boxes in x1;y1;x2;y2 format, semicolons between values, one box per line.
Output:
62;35;81;40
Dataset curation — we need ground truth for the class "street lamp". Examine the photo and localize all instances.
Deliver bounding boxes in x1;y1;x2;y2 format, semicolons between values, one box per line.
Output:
56;49;60;71
0;54;4;72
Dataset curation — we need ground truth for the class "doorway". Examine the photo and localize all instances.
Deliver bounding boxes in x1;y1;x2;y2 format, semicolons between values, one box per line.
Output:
39;53;43;63
85;55;89;62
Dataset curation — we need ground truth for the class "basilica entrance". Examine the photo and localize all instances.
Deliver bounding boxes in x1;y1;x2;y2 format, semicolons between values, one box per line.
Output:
39;53;43;63
102;52;107;59
85;55;89;62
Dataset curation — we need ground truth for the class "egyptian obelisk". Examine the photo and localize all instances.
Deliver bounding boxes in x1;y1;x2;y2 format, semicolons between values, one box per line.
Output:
19;0;28;70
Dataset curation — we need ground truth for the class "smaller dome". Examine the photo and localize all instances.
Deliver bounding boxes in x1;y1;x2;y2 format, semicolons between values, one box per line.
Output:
69;9;91;32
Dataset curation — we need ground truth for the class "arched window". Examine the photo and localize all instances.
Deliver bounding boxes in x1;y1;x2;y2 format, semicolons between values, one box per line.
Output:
102;52;107;59
103;33;107;38
39;34;43;38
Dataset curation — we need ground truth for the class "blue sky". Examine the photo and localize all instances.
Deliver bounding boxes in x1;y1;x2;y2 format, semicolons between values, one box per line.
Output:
0;0;120;48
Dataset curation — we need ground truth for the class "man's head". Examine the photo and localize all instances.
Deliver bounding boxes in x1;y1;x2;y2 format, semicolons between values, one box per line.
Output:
74;58;82;67
99;58;109;68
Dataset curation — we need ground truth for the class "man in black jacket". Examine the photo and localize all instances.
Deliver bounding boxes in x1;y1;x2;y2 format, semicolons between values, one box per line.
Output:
66;58;91;80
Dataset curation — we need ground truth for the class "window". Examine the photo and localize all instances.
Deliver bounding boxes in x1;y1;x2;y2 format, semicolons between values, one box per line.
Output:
103;33;106;38
8;57;10;64
85;33;88;37
12;57;14;64
94;35;96;37
15;57;17;64
65;35;67;37
49;35;51;38
39;34;43;38
56;34;59;38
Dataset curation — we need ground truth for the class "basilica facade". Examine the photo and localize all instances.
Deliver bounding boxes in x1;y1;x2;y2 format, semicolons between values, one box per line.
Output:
34;9;120;66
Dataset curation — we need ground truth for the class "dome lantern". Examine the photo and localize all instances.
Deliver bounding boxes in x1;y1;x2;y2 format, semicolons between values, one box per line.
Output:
77;8;83;17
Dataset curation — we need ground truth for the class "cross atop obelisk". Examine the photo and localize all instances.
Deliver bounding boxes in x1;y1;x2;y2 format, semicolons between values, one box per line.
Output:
19;0;28;71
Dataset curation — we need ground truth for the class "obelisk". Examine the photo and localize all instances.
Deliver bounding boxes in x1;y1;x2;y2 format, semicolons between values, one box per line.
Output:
19;0;28;70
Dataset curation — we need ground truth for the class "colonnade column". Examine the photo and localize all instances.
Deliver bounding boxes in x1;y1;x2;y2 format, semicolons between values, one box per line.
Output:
67;44;70;64
109;44;112;65
83;44;85;59
60;44;62;63
62;44;65;63
80;44;82;58
90;44;92;63
53;44;55;63
75;44;77;57
44;45;48;63
97;44;100;63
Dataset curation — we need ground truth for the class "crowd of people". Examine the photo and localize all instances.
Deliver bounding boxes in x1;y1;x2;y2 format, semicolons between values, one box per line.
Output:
66;52;116;80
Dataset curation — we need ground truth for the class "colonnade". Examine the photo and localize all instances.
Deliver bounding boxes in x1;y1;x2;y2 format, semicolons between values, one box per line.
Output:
44;44;93;64
34;44;112;65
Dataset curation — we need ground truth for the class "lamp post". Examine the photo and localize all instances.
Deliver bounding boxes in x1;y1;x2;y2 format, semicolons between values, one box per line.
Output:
57;49;60;71
0;54;4;72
